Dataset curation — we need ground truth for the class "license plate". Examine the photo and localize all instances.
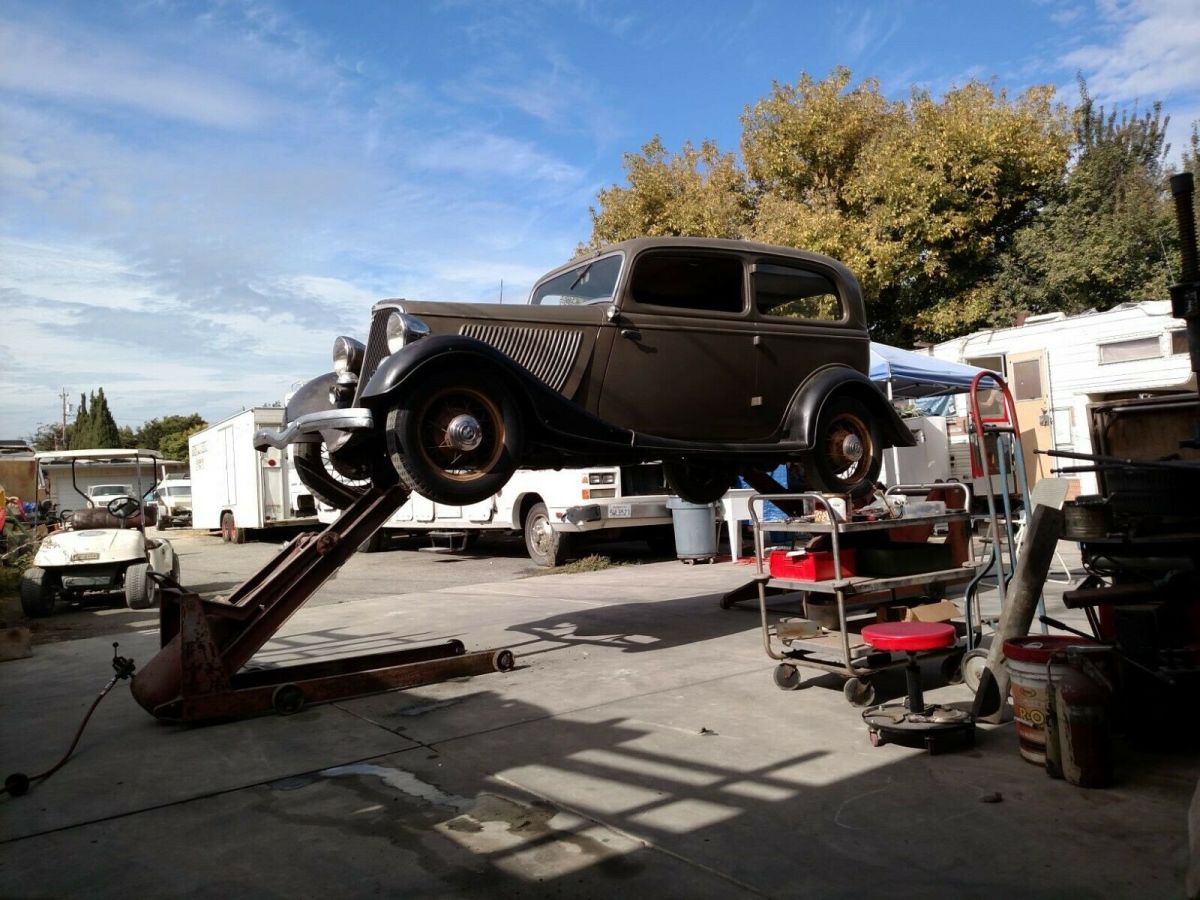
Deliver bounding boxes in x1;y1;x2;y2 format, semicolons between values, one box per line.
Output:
609;504;631;519
72;552;100;561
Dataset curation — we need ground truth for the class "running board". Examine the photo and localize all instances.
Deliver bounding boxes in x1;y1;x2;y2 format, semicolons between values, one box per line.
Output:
131;483;515;721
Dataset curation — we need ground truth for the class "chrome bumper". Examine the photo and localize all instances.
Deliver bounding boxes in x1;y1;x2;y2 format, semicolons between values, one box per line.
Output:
253;408;375;451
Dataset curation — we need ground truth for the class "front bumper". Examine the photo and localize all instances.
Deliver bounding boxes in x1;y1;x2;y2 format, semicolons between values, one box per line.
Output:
253;408;375;451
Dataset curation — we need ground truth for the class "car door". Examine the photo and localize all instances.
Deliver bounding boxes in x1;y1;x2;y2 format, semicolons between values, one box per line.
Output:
598;249;758;441
748;259;870;437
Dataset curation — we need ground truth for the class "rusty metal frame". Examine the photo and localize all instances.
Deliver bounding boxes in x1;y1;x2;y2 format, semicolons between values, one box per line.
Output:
131;482;515;722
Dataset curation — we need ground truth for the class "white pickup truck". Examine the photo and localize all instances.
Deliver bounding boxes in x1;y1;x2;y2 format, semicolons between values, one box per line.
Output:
318;463;674;566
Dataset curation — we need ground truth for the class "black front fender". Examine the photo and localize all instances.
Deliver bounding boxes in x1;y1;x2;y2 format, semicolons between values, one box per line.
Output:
284;372;336;442
787;366;916;449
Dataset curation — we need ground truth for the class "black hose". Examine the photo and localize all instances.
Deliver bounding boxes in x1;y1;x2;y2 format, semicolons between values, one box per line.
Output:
2;643;136;798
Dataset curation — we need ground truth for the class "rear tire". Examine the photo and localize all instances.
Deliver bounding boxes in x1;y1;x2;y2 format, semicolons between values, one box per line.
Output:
124;562;157;610
19;566;58;618
524;502;574;568
220;512;246;544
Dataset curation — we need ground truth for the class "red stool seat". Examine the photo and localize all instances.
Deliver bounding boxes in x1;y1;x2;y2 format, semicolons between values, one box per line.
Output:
861;622;956;652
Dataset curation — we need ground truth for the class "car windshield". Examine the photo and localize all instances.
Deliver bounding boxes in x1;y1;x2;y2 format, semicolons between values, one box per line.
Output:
530;254;622;306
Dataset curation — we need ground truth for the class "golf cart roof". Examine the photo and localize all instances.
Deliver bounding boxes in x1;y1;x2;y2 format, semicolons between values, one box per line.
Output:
34;449;164;463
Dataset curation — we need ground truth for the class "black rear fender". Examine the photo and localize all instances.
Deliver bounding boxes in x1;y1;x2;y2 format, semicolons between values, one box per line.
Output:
786;366;915;449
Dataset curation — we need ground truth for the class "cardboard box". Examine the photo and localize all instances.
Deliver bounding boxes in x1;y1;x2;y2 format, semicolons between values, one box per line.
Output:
904;600;961;623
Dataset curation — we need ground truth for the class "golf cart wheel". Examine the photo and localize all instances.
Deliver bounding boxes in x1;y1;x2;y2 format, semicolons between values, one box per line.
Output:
524;502;574;568
664;461;735;504
961;649;990;694
388;370;521;507
843;676;876;707
773;664;802;691
806;396;882;498
293;441;374;510
124;562;158;610
19;566;58;618
155;516;167;531
220;512;245;545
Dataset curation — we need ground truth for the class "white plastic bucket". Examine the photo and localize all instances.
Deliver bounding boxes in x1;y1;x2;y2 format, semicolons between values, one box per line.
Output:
1003;636;1103;766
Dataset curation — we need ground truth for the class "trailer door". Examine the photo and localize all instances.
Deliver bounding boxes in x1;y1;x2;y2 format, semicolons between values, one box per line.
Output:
1008;350;1054;489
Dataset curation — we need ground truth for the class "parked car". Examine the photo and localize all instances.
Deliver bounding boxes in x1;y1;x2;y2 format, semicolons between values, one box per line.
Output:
255;238;914;508
86;483;135;508
146;477;192;530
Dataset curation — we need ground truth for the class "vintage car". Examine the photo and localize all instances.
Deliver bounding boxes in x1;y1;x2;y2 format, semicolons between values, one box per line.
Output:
255;238;914;508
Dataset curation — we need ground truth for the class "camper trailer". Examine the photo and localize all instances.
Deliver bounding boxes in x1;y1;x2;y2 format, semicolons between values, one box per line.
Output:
189;408;317;542
929;301;1194;496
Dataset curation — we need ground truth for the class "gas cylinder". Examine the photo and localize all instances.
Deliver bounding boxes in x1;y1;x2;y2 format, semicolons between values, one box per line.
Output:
1053;648;1114;788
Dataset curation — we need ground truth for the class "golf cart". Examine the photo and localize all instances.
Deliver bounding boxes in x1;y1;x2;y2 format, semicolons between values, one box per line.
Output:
20;449;180;617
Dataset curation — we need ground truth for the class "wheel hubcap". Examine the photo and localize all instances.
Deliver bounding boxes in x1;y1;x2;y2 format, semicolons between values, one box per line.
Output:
531;516;553;554
841;433;864;463
445;414;483;451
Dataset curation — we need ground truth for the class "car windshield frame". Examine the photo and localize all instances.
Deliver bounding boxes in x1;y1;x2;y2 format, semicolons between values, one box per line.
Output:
529;251;624;306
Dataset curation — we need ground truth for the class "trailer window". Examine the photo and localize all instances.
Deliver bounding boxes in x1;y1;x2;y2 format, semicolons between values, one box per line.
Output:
1098;336;1161;364
1170;331;1188;355
1010;359;1043;401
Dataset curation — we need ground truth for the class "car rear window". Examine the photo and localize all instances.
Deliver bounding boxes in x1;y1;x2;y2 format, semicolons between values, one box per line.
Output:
629;253;744;314
754;263;844;321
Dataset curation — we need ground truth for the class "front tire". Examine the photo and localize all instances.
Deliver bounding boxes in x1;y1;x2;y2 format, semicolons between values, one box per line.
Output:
220;512;246;545
806;396;882;498
125;562;158;610
19;566;58;618
387;371;521;506
293;441;373;510
524;502;574;568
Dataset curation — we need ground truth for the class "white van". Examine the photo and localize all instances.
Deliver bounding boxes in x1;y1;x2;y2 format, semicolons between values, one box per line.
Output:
318;463;673;566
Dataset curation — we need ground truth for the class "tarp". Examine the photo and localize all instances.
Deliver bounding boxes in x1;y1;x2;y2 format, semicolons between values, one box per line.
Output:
869;342;988;399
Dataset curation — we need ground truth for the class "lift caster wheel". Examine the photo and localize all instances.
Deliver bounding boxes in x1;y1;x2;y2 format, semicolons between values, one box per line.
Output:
494;649;515;672
843;677;876;707
961;649;990;694
941;652;965;686
272;684;305;716
773;664;802;691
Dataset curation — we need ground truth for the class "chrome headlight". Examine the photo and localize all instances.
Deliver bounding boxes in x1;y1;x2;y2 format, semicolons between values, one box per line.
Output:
332;336;365;376
386;312;430;354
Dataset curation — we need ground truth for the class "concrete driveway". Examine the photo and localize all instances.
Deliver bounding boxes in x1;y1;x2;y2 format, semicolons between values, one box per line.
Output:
0;535;1194;898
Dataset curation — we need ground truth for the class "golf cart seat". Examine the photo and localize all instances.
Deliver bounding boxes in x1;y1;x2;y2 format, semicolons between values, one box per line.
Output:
72;504;158;530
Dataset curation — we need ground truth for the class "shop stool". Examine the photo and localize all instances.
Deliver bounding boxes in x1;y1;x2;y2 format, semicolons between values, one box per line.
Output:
859;621;975;753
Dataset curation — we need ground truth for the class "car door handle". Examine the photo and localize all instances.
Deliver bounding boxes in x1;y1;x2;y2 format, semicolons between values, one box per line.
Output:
620;328;642;341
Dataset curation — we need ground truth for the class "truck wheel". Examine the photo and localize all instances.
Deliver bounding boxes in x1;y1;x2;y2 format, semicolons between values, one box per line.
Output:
19;566;59;618
124;563;158;610
293;441;373;510
806;396;882;498
524;502;573;568
387;371;521;507
220;512;246;545
664;461;735;504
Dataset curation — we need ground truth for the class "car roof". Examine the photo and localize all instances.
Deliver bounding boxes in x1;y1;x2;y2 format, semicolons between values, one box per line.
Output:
538;237;859;290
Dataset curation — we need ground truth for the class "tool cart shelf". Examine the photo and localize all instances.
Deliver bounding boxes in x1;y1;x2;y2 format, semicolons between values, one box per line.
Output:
747;488;981;706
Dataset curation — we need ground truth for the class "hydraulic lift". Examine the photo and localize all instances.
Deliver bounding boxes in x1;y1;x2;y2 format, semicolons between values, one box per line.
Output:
130;481;514;722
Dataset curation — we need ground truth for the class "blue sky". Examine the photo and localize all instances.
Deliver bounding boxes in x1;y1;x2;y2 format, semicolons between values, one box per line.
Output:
2;0;1198;437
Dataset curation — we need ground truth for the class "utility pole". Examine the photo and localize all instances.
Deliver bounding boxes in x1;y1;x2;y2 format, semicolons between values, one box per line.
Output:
59;387;70;450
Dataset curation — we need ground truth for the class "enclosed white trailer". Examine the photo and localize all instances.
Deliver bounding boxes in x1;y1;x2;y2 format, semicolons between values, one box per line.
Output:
189;408;317;541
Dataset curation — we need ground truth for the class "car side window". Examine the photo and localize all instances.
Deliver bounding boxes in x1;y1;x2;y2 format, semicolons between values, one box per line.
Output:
531;254;622;306
628;253;744;313
754;263;844;322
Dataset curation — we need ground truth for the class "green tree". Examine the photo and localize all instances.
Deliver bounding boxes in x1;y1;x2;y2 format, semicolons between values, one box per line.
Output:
68;389;122;449
979;84;1178;324
68;393;90;450
584;136;753;249
133;414;206;453
158;423;206;462
585;68;1070;344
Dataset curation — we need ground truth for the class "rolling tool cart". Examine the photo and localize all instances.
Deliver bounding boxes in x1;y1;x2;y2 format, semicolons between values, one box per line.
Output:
748;485;983;706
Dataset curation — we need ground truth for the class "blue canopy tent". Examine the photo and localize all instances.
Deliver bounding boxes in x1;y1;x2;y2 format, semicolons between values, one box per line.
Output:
868;342;987;399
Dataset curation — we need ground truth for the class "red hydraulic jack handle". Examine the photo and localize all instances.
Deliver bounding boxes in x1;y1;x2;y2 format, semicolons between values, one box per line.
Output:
131;481;514;722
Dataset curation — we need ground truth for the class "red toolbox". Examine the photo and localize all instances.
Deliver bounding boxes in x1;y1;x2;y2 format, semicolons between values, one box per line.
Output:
769;549;856;581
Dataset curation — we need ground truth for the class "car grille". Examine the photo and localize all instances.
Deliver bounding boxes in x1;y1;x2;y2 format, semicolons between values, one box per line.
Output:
460;324;581;393
354;309;392;405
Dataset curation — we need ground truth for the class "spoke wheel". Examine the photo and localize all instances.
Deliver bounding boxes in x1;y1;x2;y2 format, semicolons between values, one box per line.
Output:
293;441;373;510
807;396;882;498
388;371;520;507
